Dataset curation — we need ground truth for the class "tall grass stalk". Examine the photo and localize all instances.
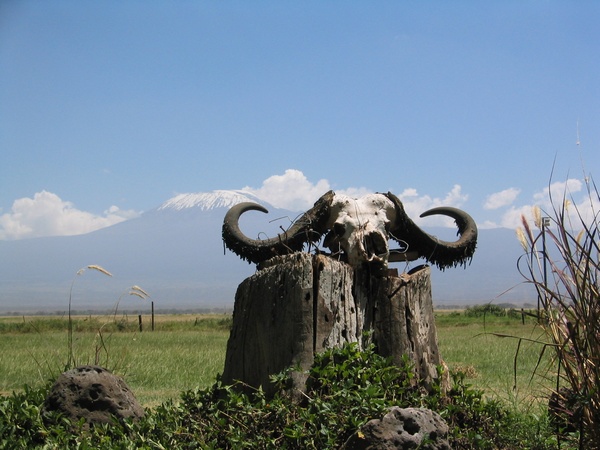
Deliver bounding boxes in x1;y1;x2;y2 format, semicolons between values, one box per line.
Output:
517;175;600;448
66;265;113;369
65;265;151;372
95;284;152;368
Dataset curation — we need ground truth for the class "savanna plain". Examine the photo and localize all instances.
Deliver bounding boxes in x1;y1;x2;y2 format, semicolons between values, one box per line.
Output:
0;309;552;410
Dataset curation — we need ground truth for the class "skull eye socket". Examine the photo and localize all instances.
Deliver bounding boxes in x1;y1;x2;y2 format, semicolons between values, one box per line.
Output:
333;223;346;237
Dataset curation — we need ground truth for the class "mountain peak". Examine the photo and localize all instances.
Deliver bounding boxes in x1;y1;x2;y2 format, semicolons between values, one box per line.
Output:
157;190;267;212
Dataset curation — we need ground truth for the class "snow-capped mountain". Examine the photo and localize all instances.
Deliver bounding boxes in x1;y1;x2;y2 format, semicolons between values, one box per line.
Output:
0;190;534;313
157;190;267;211
0;190;289;312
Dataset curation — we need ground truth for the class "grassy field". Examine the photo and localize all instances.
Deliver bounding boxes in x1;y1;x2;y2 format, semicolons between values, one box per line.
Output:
435;311;554;411
0;314;231;407
0;311;555;410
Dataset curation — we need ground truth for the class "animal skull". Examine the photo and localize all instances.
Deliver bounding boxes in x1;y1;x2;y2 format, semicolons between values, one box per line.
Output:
323;194;397;268
222;190;477;272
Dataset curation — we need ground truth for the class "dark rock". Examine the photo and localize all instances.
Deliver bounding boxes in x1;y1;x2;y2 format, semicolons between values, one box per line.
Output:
43;365;144;429
343;406;450;450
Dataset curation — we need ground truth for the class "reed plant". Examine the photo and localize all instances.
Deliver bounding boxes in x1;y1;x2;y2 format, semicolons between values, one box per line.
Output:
66;265;151;372
517;175;600;448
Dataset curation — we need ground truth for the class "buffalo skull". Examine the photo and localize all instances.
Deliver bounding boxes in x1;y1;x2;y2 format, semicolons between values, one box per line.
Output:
222;190;477;271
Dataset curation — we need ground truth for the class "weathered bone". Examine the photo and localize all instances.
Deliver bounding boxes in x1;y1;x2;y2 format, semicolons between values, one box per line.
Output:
222;191;477;271
322;193;398;268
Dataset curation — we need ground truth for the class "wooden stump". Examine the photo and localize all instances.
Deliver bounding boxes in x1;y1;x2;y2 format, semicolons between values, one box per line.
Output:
221;253;443;396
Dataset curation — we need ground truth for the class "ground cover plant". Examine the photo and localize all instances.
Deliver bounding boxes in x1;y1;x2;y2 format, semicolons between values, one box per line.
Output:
0;340;564;449
0;309;573;448
0;263;583;448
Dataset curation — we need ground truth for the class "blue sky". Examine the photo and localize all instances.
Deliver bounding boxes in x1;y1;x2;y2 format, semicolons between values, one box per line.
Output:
1;1;598;240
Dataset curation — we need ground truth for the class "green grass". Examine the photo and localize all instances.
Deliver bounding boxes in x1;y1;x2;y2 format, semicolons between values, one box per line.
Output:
0;315;230;407
0;311;555;410
2;339;561;449
0;310;572;448
115;330;228;406
436;311;554;411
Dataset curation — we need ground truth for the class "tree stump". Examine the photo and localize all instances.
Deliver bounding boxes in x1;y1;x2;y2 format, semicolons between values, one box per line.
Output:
221;253;443;397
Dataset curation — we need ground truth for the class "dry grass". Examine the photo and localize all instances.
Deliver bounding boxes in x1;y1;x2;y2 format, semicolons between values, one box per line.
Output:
516;174;600;446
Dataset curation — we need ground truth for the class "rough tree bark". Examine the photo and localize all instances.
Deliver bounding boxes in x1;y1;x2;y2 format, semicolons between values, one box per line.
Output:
221;253;443;397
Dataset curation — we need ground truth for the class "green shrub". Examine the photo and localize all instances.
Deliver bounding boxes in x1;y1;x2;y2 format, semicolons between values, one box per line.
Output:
0;385;48;448
464;304;507;318
0;342;566;449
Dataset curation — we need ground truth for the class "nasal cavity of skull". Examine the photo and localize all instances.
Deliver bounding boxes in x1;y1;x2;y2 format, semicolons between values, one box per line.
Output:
363;232;387;259
333;222;346;237
323;223;346;257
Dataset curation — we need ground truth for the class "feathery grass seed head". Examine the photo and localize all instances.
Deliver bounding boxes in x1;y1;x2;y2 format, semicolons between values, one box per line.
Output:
129;291;147;300
532;206;542;229
516;227;528;251
87;265;113;277
131;285;150;298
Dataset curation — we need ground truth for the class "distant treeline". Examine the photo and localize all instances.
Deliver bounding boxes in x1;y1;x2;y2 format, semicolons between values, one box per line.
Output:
0;307;233;317
2;304;538;316
434;302;536;310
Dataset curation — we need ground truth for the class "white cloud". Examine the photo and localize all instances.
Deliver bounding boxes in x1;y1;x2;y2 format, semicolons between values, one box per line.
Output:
442;184;469;206
397;184;470;226
532;178;583;206
497;178;595;229
498;205;535;229
478;220;501;229
245;171;472;228
336;186;374;199
484;188;520;210
0;191;141;240
243;169;332;211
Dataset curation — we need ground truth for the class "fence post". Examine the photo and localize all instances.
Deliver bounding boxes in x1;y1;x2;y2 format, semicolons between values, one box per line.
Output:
151;301;155;331
138;315;143;332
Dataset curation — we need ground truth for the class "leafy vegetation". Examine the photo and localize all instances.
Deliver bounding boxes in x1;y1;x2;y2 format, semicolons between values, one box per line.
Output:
0;342;566;449
0;252;587;448
464;304;509;318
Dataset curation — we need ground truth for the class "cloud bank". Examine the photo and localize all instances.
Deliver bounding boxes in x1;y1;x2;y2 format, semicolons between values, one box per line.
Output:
242;169;374;211
1;171;469;241
491;178;597;229
249;170;597;231
0;191;140;240
2;170;594;240
243;170;470;227
396;184;469;224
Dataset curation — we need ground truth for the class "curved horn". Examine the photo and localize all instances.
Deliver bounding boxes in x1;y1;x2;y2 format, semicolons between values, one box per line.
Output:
222;190;335;264
384;193;478;270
